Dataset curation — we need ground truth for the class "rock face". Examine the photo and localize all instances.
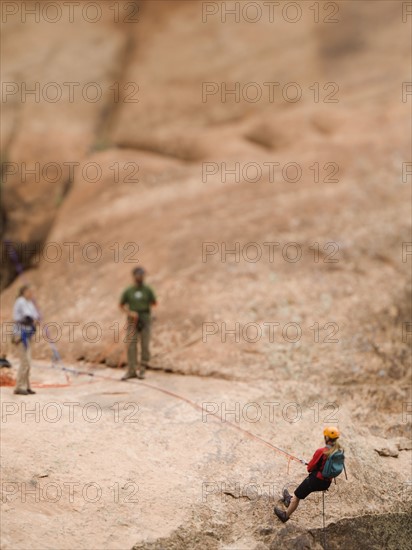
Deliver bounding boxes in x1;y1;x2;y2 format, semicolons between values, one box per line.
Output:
1;1;129;288
130;512;412;550
1;1;411;548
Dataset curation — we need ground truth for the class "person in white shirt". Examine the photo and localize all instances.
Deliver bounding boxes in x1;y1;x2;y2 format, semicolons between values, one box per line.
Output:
13;285;40;395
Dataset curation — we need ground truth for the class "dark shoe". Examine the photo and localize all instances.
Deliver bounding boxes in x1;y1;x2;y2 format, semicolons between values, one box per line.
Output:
0;358;12;368
274;507;289;523
27;389;36;395
137;371;146;380
14;389;29;395
121;374;138;381
282;488;292;508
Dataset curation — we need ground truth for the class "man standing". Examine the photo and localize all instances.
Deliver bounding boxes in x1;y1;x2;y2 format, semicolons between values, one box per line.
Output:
119;267;157;380
13;284;40;395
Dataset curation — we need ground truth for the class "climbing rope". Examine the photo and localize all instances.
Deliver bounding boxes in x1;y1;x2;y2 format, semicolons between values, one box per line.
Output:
136;376;306;465
12;357;307;467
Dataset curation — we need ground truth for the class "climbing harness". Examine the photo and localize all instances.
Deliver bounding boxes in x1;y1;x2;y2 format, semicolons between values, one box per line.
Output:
3;239;64;363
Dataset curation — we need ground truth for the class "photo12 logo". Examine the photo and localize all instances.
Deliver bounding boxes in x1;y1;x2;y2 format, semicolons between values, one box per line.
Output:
1;160;140;187
201;81;339;104
1;2;140;24
1;81;139;104
201;480;342;504
202;480;280;502
1;401;140;424
1;319;147;346
201;241;340;264
1;241;140;266
201;401;340;425
1;481;139;504
202;321;340;345
402;3;412;23
201;2;340;24
201;161;340;184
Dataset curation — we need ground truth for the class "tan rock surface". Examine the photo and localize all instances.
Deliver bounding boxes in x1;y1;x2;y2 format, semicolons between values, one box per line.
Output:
1;1;411;549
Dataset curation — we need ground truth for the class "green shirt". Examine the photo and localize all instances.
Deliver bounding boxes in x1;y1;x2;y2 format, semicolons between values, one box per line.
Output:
120;284;157;315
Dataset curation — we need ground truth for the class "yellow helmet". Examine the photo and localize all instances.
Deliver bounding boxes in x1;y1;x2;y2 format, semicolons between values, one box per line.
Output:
323;426;340;440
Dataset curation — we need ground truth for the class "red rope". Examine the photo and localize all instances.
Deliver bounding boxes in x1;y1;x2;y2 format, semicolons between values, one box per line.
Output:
137;379;304;463
29;362;305;465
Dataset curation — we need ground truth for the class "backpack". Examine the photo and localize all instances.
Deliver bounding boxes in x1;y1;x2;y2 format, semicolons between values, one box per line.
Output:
321;450;346;479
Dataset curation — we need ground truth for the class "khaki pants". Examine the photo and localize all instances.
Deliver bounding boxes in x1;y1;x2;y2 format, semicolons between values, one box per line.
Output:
126;318;151;376
15;341;32;392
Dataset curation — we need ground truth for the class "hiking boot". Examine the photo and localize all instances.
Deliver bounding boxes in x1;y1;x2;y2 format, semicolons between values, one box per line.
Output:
137;370;146;380
27;389;36;395
282;488;292;507
274;507;289;523
14;389;29;395
121;373;138;381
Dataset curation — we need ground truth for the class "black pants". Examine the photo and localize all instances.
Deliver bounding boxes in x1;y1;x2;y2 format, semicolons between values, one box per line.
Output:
294;473;331;500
